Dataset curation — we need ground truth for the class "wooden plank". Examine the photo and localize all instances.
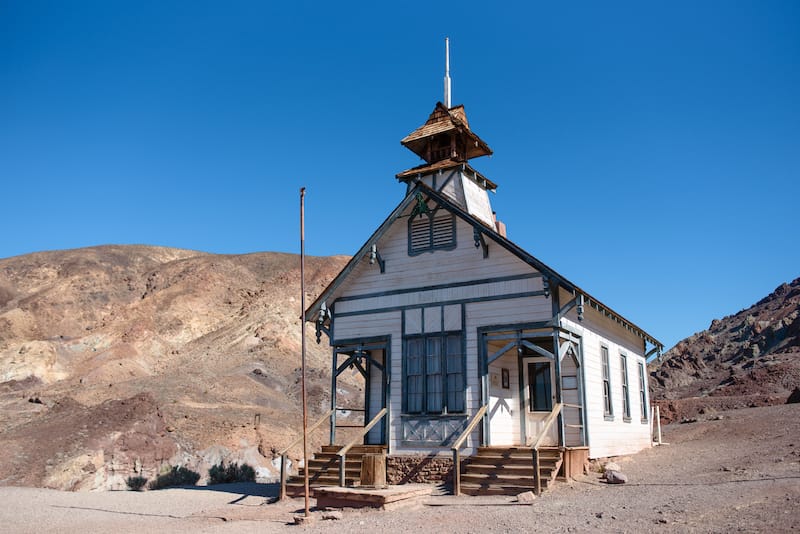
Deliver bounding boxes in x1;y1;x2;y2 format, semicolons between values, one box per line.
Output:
360;454;387;487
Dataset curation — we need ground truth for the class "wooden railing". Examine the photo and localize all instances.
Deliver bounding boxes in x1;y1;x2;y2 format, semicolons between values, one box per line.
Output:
277;407;335;501
450;404;488;496
336;408;387;487
527;402;562;495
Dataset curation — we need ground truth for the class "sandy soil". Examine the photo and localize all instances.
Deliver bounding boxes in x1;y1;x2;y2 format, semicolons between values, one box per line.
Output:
1;404;798;533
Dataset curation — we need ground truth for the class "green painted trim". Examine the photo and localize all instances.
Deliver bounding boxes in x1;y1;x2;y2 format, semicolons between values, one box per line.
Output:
552;285;565;447
620;352;631;420
335;290;548;318
578;337;589;448
637;360;649;423
307;182;662;349
487;341;516;366
521;339;555;360
305;187;421;320
335;273;542;303
384;337;391;449
330;349;338;445
601;344;613;418
407;206;457;256
401;310;408;414
517;345;526;442
478;321;552;336
434;169;458;192
331;336;392;348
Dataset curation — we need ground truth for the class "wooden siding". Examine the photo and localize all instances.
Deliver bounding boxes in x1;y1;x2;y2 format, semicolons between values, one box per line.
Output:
333;214;536;301
334;311;401;341
561;313;651;458
487;348;520;445
328;209;551;456
559;287;645;355
560;352;583;446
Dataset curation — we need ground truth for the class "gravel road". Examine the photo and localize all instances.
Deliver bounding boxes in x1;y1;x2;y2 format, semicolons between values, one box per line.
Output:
2;404;798;533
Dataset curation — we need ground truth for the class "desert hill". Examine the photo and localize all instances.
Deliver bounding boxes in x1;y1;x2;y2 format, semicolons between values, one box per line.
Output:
0;245;353;490
649;277;800;422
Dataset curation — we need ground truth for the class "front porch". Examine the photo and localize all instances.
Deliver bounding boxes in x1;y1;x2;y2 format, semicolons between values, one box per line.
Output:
280;325;589;498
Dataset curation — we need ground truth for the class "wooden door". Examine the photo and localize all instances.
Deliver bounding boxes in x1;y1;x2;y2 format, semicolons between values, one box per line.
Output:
523;357;557;446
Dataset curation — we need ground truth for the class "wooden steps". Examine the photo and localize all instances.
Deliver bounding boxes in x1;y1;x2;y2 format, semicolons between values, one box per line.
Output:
285;445;387;497
459;446;563;496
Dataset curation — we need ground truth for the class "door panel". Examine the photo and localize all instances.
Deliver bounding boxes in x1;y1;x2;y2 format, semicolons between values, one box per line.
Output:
523;357;557;446
366;349;385;445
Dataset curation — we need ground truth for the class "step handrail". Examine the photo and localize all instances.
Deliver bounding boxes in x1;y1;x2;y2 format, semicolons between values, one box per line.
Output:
450;404;488;496
527;402;562;495
278;407;335;501
336;408;387;486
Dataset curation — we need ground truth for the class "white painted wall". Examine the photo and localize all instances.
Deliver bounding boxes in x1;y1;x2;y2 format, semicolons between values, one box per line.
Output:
560;291;652;458
333;214;535;301
328;202;550;456
487;349;520;445
560;351;583;446
326;197;655;459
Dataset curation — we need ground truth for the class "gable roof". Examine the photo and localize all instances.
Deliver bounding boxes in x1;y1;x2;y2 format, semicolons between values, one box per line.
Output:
305;182;663;351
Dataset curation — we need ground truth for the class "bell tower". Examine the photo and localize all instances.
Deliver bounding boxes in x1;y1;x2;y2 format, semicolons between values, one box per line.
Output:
396;39;501;233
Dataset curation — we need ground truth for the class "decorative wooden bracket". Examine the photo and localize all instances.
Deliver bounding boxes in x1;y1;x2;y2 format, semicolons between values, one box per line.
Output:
473;227;488;258
315;303;332;343
369;244;385;273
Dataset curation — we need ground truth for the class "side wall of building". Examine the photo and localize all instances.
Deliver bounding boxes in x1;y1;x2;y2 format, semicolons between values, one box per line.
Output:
559;289;652;458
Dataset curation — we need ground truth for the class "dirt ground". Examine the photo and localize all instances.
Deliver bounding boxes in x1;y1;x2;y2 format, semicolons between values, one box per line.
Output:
1;403;798;533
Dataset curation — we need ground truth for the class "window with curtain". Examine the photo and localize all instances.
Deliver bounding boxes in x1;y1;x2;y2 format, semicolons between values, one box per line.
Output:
404;333;464;414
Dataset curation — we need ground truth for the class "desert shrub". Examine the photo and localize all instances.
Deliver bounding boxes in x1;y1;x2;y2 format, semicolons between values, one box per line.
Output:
126;476;148;491
147;465;201;490
208;461;256;485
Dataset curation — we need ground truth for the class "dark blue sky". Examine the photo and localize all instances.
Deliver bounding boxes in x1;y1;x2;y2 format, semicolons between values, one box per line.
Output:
1;1;798;350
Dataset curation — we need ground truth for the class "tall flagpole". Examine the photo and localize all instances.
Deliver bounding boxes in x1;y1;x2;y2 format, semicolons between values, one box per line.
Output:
299;187;310;517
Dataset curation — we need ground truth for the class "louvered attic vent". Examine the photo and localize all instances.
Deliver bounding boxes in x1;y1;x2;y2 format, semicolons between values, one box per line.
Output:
408;209;456;255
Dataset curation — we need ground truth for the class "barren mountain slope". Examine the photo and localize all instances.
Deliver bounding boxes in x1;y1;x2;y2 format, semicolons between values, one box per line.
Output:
649;277;800;422
0;245;353;490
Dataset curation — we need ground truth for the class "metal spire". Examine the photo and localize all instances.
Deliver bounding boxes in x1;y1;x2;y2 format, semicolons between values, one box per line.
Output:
444;37;452;108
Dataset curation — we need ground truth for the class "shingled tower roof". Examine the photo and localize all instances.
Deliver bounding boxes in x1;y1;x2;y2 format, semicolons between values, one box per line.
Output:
400;102;492;164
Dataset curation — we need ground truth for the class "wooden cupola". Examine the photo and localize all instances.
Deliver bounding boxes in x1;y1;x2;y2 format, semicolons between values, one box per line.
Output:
400;102;493;165
395;38;501;232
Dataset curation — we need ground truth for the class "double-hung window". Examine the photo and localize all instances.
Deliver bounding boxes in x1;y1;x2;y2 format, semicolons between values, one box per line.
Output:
601;345;613;419
638;361;648;421
621;353;631;421
404;333;464;414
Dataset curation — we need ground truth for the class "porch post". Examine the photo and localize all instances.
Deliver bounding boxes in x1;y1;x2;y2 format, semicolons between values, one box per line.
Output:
551;285;565;447
330;349;337;445
479;331;489;446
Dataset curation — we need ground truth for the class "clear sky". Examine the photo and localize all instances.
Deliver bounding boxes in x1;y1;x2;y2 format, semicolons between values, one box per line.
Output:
1;1;798;351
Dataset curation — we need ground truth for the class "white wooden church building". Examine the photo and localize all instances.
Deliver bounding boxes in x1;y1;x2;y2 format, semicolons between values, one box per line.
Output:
301;54;662;495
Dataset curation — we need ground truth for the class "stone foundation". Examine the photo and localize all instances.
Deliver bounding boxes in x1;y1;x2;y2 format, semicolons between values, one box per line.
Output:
386;455;454;484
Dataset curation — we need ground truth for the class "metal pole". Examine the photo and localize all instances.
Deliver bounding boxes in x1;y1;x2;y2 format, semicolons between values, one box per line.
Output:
300;187;310;517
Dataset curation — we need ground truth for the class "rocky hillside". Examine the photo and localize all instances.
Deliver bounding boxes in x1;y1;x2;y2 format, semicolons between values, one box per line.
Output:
0;245;354;490
649;277;800;422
